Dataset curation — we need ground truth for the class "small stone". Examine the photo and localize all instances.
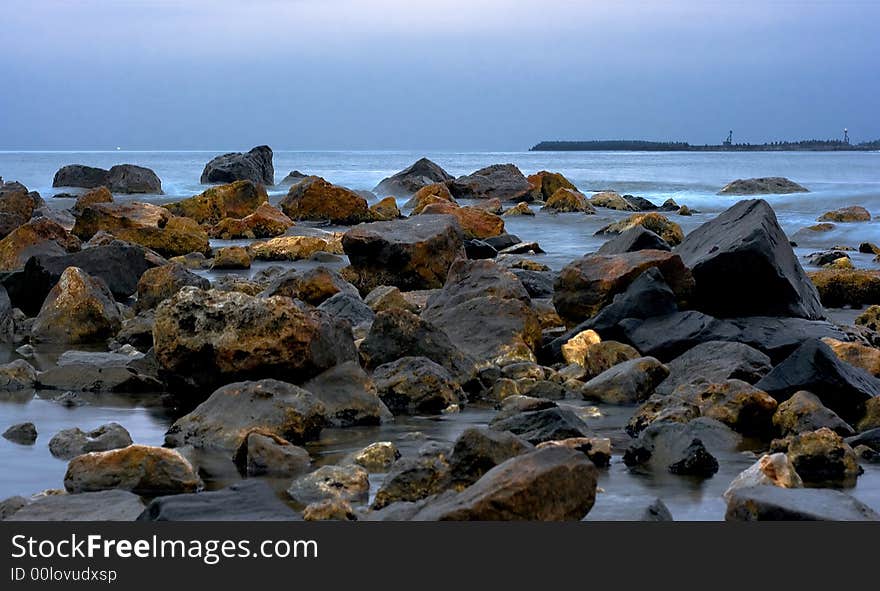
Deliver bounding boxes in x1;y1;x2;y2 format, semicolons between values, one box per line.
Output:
287;465;370;505
353;442;401;472
2;422;37;445
303;498;357;521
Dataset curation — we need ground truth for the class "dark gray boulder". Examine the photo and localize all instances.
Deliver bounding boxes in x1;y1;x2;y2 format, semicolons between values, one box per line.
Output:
755;339;880;423
597;226;671;254
373;158;453;197
656;341;773;395
623;417;741;472
373;356;463;414
725;486;878;521
48;423;133;459
8;490;145;521
448;164;532;202
316;292;375;328
675;199;824;319
138;481;299;521
448;427;533;488
302;361;391;426
584;495;673;521
200;145;274;185
105;165;162;194
52;165;109;189
2;422;37;445
489;407;590;445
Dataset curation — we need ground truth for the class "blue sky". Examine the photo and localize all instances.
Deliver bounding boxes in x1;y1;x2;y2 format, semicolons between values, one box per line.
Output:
2;0;877;150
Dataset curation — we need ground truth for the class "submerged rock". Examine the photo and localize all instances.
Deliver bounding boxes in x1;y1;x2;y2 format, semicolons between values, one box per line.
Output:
8;490;145;522
353;441;401;472
597;226;671;254
541;188;595;213
723;453;803;500
489;407;590;445
234;432;311;477
584;495;673;521
49;423;133;459
717;177;808;195
64;445;201;495
808;269;880;308
2;422;37;445
0;359;38;390
597;212;683;245
200;146;274;185
817;206;871;223
725;486;878;521
372;450;452;509
140;481;298;521
302;361;390;427
771;427;860;487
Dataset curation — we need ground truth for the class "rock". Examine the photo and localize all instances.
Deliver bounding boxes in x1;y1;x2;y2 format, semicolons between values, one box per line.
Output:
53;165;108;189
503;202;535;216
755;339;880;424
726;486;878;521
342;215;465;293
31;267;121;343
619;311;846;363
364;285;418;314
316;292;375;329
3;241;166;313
772;390;854;437
165;379;326;450
154;288;356;391
7;490;145;521
771;427;860;487
579;357;669;404
856;305;880;331
448;164;532;202
0;359;38;390
510;269;554;298
359;309;475;383
859;242;880;255
597;213;683;246
584;495;673;521
48;423;132;459
64;445;200;495
166;180;268;225
369;196;401;221
0;181;44;238
535;437;611;468
201;146;274;185
140;480;298;521
589;191;636;211
372;450;452;509
280;176;371;224
251;234;342;261
135;262;209;312
233;431;310;477
448;428;533;488
2;422;37;445
597;226;671;254
676;199;824;319
73;186;113;212
526;171;578;201
553;250;693;325
302;362;390;427
104;165;162;194
723;453;803;500
303;498;356;521
808;269;880;307
655;341;773;395
560;329;601;365
806;250;852;267
563;333;641;377
857;400;880;433
208;246;250;270
411;447;597;521
821;338;880;378
717;177;808;195
818;206;871;223
623;417;740;472
209;202;293;239
72;202;209;258
373;356;463;414
0;217;81;271
419;202;505;239
405;182;456;212
288;464;369;505
666;439;719;476
262;267;358;306
353;442;400;472
490;407;590;445
280;170;308;185
626;393;702;437
37;352;162;392
676;379;778;436
541;188;595;213
374;158;453;197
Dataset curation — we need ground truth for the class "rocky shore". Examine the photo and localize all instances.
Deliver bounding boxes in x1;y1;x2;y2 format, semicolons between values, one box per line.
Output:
1;151;879;521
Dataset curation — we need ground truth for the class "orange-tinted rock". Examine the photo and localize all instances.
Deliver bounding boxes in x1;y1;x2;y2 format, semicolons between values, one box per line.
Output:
597;212;684;245
420;201;505;240
209;202;293;239
165;180;268;225
74;186;113;212
0;218;81;271
808;269;880;307
542;188;595;213
817;206;871;223
527;170;577;201
31;266;122;343
280;176;371;225
370;196;402;221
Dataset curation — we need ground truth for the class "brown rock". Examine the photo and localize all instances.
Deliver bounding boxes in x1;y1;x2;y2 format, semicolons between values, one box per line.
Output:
590;191;637;211
596;212;684;246
542;188;595;213
404;182;456;212
165;180;268;225
821;338;880;378
251;234;343;261
818;206;871;223
280;176;371;224
773;390;855;437
676;379;779;436
0;218;81;271
503;202;535;217
419;201;505;240
135;262;210;312
211;246;251;270
855;305;880;331
209;202;293;239
64;445;201;495
31;267;121;343
369;196;401;221
526;171;577;201
772;427;860;487
74;186;113;212
448;164;532;202
808;269;880;307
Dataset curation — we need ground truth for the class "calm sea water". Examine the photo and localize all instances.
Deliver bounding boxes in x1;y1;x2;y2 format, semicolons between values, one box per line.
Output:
1;150;879;519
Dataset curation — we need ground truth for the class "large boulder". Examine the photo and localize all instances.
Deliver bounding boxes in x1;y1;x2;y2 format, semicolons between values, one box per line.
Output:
419;202;505;239
411;447;597;521
165;379;326;450
0;218;81;271
49;423;133;459
448;428;533;488
717;177;808;195
251;233;343;261
359;309;475;383
579;357;669;404
261;267;358;306
153;287;357;391
164;180;268;225
675;199;824;319
724;486;878;521
7;490;145;521
0;180;44;238
209;202;293;239
53;165;109;189
139;480;298;521
489;406;590;445
31;267;122;344
54;164;162;193
200;146;274;185
448;164;532;202
374;158;453;197
553;250;694;325
755;339;880;424
1;241;164;314
808;269;880;308
302;361;391;427
72;202;209;257
64;445;201;495
342;215;466;292
773;390;855;437
655;341;773;395
135;262;209;311
280;176;371;224
526;170;578;201
373;356;463;414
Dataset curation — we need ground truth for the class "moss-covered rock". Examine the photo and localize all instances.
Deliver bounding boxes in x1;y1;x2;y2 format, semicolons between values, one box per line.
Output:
596;212;684;246
808;269;880;307
280;176;371;225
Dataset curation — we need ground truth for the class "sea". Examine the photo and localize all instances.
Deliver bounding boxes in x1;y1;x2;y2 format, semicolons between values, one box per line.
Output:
1;149;879;519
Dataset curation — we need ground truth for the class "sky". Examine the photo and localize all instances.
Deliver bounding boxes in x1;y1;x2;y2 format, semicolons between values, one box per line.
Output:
1;0;878;150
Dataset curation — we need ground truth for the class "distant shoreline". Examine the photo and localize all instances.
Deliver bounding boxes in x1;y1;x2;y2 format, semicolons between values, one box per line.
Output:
530;140;880;152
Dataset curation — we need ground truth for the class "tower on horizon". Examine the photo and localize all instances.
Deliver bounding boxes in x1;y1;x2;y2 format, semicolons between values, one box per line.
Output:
723;130;733;146
844;128;850;144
